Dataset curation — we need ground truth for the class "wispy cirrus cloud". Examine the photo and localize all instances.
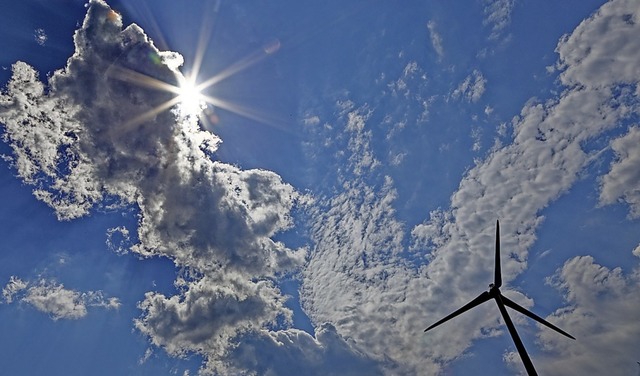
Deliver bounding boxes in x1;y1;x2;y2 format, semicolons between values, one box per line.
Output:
427;20;444;60
451;70;487;103
483;0;515;40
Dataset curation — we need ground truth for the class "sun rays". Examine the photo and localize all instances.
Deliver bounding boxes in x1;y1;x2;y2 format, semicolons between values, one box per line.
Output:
105;0;283;131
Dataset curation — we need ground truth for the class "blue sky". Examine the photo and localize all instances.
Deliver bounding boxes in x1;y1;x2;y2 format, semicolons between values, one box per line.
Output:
1;0;639;375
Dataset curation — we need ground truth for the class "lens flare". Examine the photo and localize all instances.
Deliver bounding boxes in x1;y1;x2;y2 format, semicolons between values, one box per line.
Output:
107;1;284;129
177;76;206;118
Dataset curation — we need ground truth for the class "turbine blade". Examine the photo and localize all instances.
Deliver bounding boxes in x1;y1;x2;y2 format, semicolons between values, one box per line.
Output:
424;291;491;332
501;295;576;340
495;220;502;288
494;295;538;375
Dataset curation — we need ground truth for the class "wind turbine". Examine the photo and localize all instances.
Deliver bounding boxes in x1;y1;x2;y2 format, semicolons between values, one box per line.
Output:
424;220;575;376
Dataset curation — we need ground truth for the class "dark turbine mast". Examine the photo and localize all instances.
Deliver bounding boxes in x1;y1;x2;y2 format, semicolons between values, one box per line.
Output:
424;220;575;376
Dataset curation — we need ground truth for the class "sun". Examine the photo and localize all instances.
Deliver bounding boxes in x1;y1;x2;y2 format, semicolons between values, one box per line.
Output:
176;75;206;118
106;35;282;128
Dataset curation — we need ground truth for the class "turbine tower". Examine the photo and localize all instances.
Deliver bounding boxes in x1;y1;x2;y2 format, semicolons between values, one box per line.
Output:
424;220;575;376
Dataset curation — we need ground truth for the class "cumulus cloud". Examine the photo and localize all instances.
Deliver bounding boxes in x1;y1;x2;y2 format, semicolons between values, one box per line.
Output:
0;1;373;373
536;255;640;376
555;0;640;89
0;0;301;277
134;271;383;374
134;272;291;359
25;281;90;320
302;115;320;126
452;70;487;102
225;325;385;376
599;126;640;218
2;277;120;320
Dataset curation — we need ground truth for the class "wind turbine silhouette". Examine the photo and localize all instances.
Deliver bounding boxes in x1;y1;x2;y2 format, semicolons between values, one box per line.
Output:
424;220;575;376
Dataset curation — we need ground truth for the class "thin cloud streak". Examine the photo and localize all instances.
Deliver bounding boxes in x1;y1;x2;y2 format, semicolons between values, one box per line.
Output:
483;0;515;40
427;21;444;60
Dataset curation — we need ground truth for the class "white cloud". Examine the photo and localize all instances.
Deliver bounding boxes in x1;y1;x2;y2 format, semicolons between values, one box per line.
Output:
106;225;131;255
135;272;385;374
555;0;640;89
302;103;425;373
225;325;386;376
409;2;639;367
344;108;380;176
2;276;27;303
23;281;89;320
0;1;341;374
303;176;414;371
135;273;291;359
471;126;482;151
599;126;640;218
386;61;423;98
483;0;515;40
452;70;487;102
427;21;444;60
34;28;47;46
302;0;640;374
1;0;304;274
536;255;640;376
2;277;120;320
303;115;321;126
138;348;153;365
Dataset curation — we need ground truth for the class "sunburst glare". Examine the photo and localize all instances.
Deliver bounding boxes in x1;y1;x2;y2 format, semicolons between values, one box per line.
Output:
176;75;206;118
106;0;283;131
